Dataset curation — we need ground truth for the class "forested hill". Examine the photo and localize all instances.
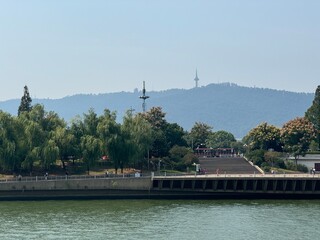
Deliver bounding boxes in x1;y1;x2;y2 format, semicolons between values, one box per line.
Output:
0;83;314;138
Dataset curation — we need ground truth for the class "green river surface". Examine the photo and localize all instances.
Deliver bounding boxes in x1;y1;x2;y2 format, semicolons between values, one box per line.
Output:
0;199;318;240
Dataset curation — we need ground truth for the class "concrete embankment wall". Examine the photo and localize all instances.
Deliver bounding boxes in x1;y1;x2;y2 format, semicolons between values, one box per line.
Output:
4;175;320;200
0;177;152;191
0;177;152;200
152;175;320;199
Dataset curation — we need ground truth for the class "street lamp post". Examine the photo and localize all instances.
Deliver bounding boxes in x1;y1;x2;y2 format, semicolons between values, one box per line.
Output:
158;159;162;174
192;163;200;176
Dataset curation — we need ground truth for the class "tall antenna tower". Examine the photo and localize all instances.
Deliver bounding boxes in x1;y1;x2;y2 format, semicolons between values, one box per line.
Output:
139;81;149;112
194;69;199;88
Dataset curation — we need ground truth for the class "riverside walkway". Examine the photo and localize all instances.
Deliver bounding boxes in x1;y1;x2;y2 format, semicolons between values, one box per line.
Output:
1;172;320;183
1;172;320;200
0;155;319;200
1;172;320;184
0;173;140;183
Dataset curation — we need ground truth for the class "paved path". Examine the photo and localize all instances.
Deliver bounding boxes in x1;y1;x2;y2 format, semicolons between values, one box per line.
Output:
199;157;260;174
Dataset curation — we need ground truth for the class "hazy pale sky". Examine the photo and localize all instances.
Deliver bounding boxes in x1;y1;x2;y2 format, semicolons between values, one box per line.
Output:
0;0;319;101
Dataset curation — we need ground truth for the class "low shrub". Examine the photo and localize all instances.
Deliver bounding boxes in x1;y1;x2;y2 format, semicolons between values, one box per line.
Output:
261;162;271;172
246;149;265;167
285;161;308;173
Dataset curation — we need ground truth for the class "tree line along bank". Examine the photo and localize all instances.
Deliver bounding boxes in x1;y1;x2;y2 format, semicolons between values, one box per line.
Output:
0;85;319;176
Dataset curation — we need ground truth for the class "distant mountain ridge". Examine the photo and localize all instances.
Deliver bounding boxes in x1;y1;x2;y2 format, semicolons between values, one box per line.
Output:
0;83;314;138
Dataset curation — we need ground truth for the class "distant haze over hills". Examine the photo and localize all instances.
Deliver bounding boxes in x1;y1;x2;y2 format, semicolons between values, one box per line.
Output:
0;83;314;138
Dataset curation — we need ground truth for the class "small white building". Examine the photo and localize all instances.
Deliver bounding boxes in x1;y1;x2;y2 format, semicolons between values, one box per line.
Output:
287;154;320;170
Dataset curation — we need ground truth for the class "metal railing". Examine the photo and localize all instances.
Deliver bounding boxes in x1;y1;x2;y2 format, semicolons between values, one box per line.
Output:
0;173;151;184
153;172;320;179
1;171;320;183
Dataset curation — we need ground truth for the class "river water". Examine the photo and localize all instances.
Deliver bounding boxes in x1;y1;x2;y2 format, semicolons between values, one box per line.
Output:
0;199;318;240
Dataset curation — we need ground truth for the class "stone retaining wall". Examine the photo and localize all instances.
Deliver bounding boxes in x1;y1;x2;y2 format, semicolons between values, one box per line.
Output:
0;177;152;192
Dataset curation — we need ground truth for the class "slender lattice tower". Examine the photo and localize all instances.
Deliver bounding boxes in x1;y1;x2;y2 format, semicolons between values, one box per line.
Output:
139;81;149;112
194;69;199;88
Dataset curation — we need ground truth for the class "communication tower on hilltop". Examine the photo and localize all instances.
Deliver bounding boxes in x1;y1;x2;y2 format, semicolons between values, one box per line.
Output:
194;69;199;88
139;81;149;112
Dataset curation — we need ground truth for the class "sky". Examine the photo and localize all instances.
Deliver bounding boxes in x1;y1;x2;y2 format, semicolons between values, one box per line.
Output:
0;0;319;101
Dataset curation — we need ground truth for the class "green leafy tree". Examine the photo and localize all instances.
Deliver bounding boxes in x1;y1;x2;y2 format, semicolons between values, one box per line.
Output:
42;139;59;170
26;104;62;135
76;109;105;174
167;145;196;171
264;151;282;167
42;111;66;133
140;107;187;158
305;85;320;150
281;117;316;163
21;147;40;173
21;120;43;173
206;130;236;149
26;104;45;124
97;109;132;173
102;109;153;173
69;116;85;160
243;122;282;151
97;109;118;154
81;135;102;175
140;107;169;157
245;149;265;167
23;105;65;171
18;85;32;116
24;120;45;148
230;141;246;155
309;140;319;152
84;108;99;137
141;106;167;130
122;111;153;169
189;122;213;149
0;102;70;174
53;126;76;169
105;123;127;174
0;112;20;172
165;123;187;148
